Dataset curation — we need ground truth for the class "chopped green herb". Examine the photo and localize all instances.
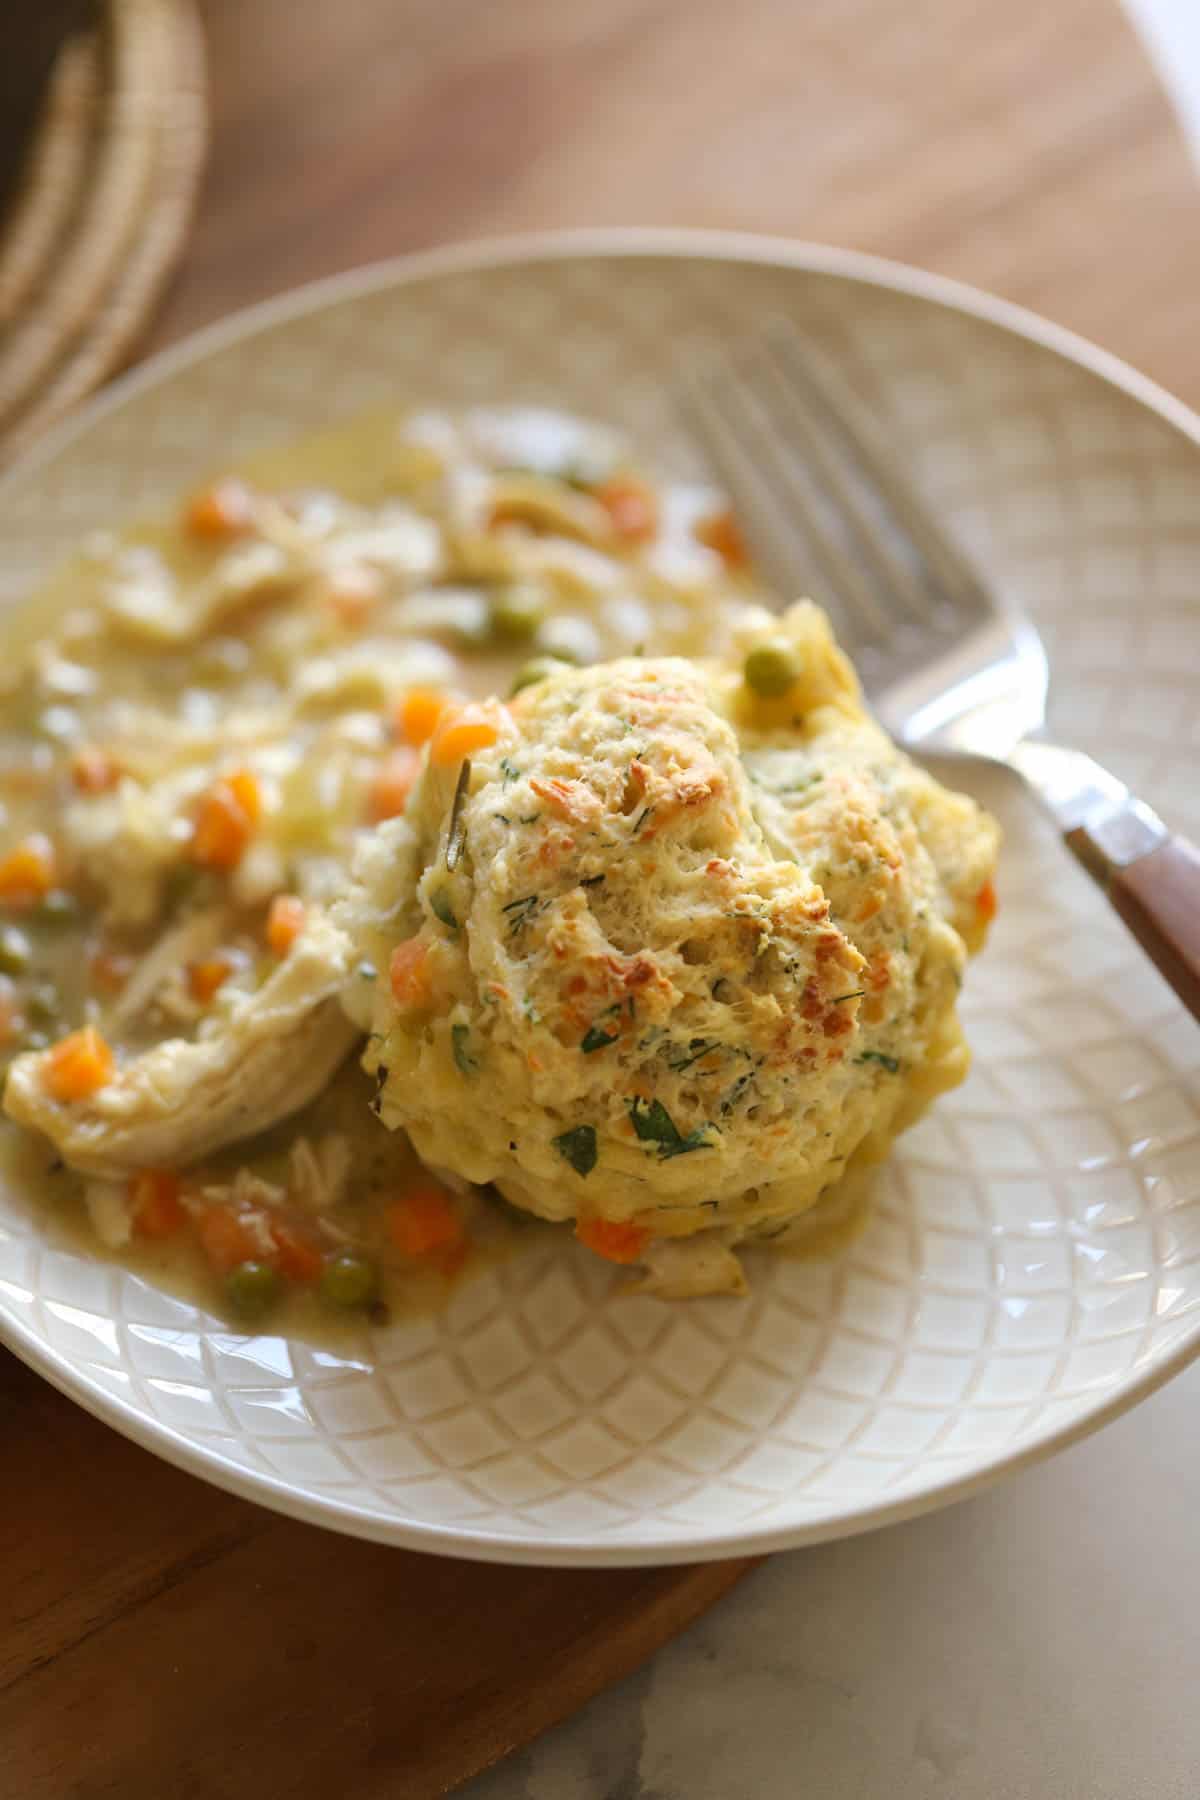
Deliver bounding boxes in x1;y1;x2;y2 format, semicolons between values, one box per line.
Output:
666;1037;722;1074
581;1004;622;1055
856;1050;900;1073
831;990;864;1003
720;1070;754;1114
499;757;522;785
429;885;458;931
631;805;655;835
553;1124;597;1177
451;1023;478;1075
579;873;606;888
518;812;541;825
445;759;471;870
627;1097;714;1158
502;894;542;935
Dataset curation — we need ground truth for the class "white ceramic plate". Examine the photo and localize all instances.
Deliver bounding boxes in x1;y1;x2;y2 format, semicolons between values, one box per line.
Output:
1;233;1198;1566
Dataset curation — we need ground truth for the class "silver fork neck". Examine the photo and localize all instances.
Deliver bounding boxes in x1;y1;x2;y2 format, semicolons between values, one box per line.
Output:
1008;738;1169;874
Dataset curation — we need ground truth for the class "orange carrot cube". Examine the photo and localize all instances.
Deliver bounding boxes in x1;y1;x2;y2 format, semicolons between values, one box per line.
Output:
266;893;306;955
185;478;256;540
43;1027;114;1102
388;937;432;1010
430;703;502;767
367;749;419;823
130;1170;185;1239
394;687;450;747
0;834;56;907
387;1186;464;1258
576;1216;650;1265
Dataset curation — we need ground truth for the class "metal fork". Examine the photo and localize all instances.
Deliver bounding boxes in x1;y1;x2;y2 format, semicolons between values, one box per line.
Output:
682;326;1200;1021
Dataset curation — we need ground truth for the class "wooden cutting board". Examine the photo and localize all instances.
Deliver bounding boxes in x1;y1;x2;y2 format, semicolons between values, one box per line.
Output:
4;0;1198;1794
3;1355;755;1796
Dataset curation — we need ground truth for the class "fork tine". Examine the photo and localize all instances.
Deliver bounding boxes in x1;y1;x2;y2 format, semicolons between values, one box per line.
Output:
753;336;939;628
682;358;893;644
678;365;819;605
767;327;992;617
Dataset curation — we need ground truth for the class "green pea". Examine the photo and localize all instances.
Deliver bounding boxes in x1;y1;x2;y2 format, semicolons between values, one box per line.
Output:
36;890;80;929
319;1251;379;1310
25;982;61;1028
743;639;804;698
489;584;546;641
224;1259;282;1320
428;883;458;931
0;926;31;976
509;655;569;696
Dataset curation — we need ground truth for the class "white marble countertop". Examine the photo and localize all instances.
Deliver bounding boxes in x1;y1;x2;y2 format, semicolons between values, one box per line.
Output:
464;7;1200;1796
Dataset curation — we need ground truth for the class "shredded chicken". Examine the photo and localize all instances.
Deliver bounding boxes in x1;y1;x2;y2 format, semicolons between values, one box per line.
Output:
5;913;359;1176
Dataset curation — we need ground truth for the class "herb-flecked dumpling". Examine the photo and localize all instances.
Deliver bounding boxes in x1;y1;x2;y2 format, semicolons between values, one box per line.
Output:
341;603;999;1295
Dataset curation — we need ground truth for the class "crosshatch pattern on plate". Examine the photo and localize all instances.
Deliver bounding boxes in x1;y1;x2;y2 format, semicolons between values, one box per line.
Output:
0;251;1196;1558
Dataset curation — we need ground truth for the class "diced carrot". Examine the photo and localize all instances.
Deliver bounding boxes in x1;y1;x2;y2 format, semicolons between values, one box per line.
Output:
130;1170;185;1239
694;508;748;567
594;476;659;544
266;893;306;955
394;686;450;747
188;770;260;870
70;746;120;794
387;1185;465;1259
90;947;135;995
197;1205;261;1273
43;1026;114;1102
188;957;234;1004
389;937;433;1010
184;478;256;540
975;878;997;923
324;562;382;626
367;749;419;823
269;1217;324;1283
430;703;502;767
0;834;56;907
576;1216;651;1265
227;769;262;826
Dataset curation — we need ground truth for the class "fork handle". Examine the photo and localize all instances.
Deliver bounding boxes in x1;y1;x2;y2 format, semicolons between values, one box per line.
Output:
1010;739;1200;1022
1090;836;1200;1022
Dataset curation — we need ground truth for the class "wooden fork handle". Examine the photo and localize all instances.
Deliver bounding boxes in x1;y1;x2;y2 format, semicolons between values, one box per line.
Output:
1107;837;1200;1022
1065;825;1200;1021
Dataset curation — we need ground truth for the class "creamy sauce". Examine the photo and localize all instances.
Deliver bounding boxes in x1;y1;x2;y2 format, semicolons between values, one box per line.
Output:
0;405;768;1327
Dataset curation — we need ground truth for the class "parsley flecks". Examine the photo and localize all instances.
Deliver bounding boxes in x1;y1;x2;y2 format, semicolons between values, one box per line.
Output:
629;1096;714;1159
831;990;864;1004
553;1124;597;1177
499;757;521;785
631;805;655;836
856;1050;900;1073
666;1037;721;1073
502;894;542;935
429;886;459;931
581;1003;623;1055
579;873;606;888
720;1070;754;1115
451;1023;478;1075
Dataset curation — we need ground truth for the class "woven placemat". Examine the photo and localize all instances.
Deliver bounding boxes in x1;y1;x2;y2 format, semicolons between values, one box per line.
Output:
0;0;207;464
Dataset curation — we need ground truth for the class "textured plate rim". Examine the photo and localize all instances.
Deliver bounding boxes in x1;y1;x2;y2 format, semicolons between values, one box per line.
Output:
1;226;1198;1567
